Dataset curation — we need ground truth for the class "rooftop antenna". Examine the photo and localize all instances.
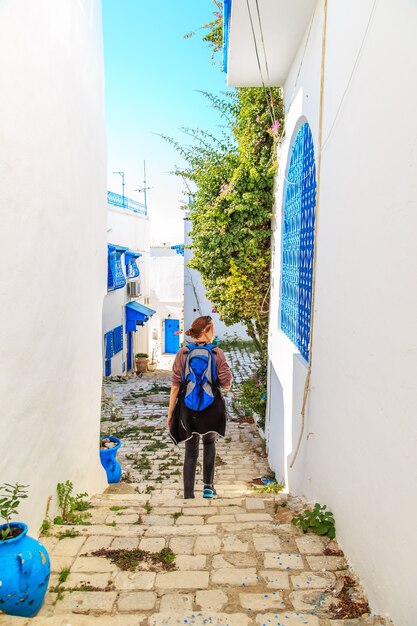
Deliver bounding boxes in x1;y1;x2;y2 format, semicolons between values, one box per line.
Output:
134;160;153;212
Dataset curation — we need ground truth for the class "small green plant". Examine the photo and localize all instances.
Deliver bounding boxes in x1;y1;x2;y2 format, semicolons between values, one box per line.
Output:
54;481;91;525
234;363;267;430
144;502;153;514
135;353;148;358
57;528;81;541
40;517;51;536
58;567;71;584
173;511;183;521
0;482;29;540
292;503;336;539
89;546;176;571
110;505;128;512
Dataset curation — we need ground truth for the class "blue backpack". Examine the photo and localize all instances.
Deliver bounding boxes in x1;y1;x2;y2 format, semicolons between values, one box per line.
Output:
182;344;218;412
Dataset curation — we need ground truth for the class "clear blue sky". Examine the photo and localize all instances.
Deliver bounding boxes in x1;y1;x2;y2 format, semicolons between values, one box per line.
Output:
102;0;228;244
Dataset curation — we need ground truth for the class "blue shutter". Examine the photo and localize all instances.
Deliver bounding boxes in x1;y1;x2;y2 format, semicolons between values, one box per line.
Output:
104;331;114;359
125;251;141;278
105;360;111;376
280;122;316;361
107;245;127;291
113;325;123;354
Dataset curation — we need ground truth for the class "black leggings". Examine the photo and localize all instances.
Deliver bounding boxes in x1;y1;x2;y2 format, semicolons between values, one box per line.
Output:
183;432;216;499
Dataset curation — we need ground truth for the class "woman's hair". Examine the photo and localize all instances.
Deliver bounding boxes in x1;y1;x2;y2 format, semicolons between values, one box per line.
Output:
184;315;213;340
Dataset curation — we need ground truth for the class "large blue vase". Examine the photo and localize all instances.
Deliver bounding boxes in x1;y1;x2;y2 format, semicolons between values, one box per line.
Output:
0;523;50;617
100;436;122;483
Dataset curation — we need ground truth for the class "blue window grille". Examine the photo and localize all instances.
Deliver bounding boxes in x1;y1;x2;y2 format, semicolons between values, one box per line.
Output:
280;122;317;361
107;245;127;291
104;331;114;360
113;325;123;354
125;251;141;279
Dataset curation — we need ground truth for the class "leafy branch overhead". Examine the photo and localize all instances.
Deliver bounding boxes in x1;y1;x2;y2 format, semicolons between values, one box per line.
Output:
163;88;283;353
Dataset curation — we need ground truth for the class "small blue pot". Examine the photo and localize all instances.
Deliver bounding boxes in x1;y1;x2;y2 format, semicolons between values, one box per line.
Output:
0;522;50;617
100;436;122;483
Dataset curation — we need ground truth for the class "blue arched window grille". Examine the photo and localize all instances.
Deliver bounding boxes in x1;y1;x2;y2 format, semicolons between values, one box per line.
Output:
280;122;316;361
125;251;141;279
107;245;127;291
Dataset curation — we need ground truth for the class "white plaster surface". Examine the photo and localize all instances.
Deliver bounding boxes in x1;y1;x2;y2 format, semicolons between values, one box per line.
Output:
0;0;107;533
266;1;417;623
103;204;151;374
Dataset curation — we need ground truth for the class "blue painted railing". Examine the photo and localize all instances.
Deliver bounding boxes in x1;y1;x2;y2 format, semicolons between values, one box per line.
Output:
171;244;185;256
222;0;232;73
107;191;147;216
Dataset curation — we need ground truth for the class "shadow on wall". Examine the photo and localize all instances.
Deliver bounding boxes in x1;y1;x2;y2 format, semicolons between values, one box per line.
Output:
267;364;286;482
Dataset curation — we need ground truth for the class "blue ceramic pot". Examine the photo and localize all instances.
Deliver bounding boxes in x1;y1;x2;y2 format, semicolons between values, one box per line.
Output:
0;522;50;617
100;436;122;483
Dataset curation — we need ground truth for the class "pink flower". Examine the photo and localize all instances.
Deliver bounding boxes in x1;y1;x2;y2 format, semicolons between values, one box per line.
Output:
269;120;281;136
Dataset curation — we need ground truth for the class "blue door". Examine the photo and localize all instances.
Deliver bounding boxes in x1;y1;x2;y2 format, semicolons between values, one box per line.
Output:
127;332;133;371
164;319;180;354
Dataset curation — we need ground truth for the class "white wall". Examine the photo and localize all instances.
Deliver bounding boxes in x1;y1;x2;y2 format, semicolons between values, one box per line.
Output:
268;1;417;623
184;217;248;340
149;247;183;359
103;205;151;374
0;0;107;533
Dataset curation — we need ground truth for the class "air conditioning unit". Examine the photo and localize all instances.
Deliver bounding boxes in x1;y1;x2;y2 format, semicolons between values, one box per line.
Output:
128;280;141;297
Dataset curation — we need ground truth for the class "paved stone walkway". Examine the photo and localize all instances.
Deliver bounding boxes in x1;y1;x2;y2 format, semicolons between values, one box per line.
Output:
0;349;391;626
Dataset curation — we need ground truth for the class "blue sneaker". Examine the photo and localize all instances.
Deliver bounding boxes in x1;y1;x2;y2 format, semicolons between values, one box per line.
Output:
203;486;217;499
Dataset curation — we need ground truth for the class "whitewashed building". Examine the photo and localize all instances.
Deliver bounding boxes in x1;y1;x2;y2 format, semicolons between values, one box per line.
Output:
0;0;108;533
103;192;155;375
225;0;417;623
183;215;248;340
148;245;184;367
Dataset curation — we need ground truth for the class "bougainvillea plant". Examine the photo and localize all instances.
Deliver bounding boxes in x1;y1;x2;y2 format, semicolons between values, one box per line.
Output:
163;5;284;355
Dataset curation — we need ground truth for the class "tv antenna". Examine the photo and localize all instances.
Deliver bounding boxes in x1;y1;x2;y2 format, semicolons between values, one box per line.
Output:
134;160;153;212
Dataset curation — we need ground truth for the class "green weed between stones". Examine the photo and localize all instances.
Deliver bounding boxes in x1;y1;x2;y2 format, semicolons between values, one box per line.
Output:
292;503;336;539
144;502;153;514
57;528;81;541
126;453;151;471
143;441;168;452
88;547;176;572
53;481;92;526
110;505;128;512
58;567;71;584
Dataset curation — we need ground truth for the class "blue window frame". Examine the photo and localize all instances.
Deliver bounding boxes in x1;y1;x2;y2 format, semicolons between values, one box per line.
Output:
107;244;127;291
125;251;141;279
113;325;123;354
280;122;316;361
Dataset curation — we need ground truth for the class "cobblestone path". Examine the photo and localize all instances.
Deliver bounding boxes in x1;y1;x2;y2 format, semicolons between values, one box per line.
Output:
1;349;391;626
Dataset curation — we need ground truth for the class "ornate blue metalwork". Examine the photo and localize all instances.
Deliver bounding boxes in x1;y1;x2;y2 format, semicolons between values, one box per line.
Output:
222;0;232;73
113;325;123;354
104;331;114;360
107;191;147;216
281;122;316;361
107;245;127;291
125;251;141;278
171;244;184;256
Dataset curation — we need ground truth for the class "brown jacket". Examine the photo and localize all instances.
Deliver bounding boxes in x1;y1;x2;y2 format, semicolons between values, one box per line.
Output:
171;345;233;389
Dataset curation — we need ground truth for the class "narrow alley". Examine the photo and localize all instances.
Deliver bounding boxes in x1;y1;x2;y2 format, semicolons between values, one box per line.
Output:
0;349;391;626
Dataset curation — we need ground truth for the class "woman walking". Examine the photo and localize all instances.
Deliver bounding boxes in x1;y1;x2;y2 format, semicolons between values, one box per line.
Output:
167;315;232;499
